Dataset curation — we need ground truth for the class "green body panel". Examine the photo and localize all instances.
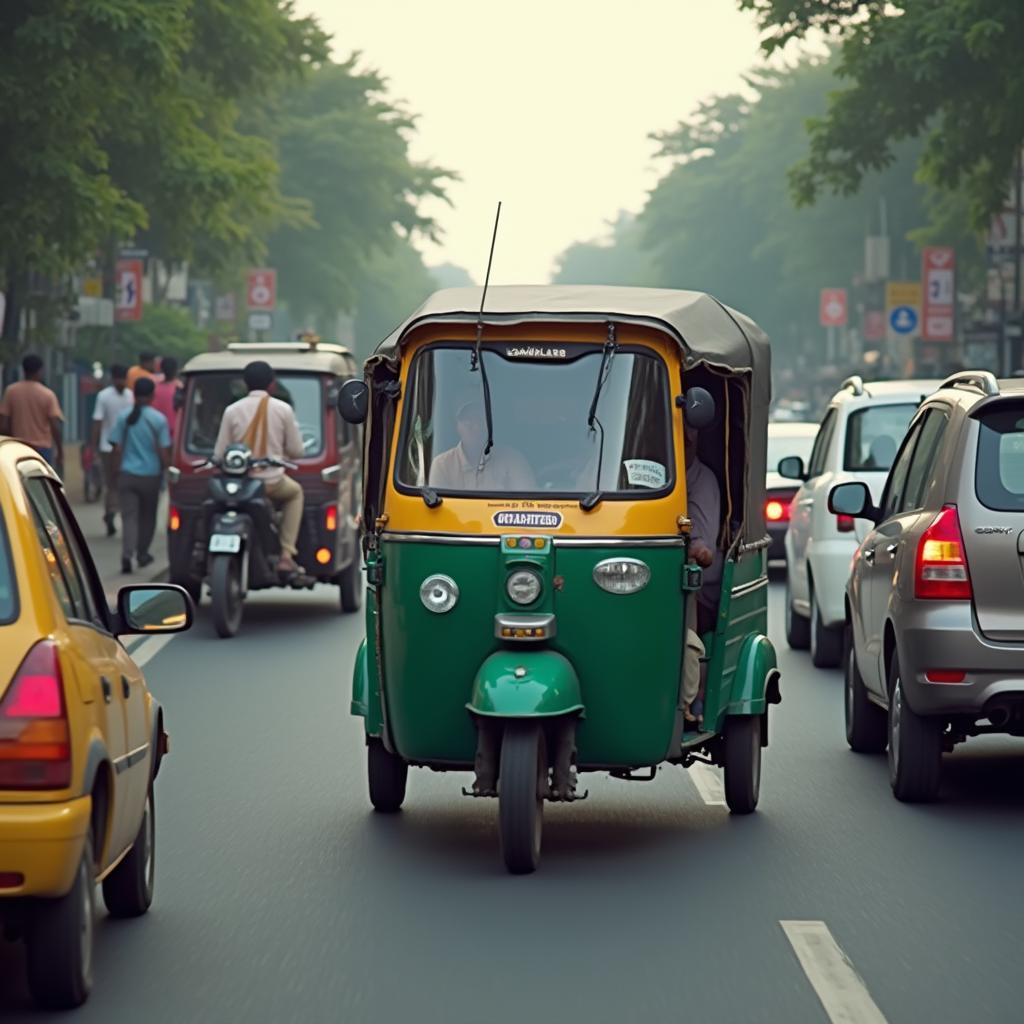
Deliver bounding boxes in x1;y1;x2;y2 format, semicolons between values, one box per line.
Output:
468;650;583;717
352;570;385;736
351;639;368;717
726;633;778;715
375;538;685;766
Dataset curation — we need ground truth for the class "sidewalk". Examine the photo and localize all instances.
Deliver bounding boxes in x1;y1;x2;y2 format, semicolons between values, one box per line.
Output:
69;487;170;601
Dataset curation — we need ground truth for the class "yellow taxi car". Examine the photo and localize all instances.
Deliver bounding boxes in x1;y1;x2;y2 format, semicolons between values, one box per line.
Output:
0;439;192;1008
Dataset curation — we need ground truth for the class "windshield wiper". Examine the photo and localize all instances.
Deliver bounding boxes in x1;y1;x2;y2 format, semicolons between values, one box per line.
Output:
580;324;618;510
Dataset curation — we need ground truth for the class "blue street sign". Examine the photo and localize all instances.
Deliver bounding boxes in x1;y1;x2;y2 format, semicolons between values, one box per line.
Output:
889;305;918;334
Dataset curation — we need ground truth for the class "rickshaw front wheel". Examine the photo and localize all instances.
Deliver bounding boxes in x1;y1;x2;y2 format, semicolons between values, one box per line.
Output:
723;714;761;814
367;738;407;813
498;722;546;874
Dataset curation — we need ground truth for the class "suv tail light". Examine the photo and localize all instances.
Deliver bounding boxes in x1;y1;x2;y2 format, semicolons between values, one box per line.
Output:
915;505;972;600
0;641;71;789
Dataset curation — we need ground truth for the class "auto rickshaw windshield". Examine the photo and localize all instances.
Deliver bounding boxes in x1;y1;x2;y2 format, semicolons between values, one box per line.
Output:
396;345;674;496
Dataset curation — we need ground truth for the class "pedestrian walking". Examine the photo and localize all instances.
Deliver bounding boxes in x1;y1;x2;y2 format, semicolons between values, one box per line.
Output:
0;354;64;468
126;351;161;389
109;377;171;574
90;364;134;536
152;356;182;442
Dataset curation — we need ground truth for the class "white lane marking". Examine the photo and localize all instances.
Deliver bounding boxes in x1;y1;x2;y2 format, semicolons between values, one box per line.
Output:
780;920;888;1024
129;633;176;669
688;762;726;806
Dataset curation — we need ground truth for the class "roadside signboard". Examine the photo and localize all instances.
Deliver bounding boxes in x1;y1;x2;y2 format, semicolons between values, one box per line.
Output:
921;246;956;342
819;288;848;327
863;309;886;343
246;268;277;311
248;312;273;332
885;281;921;343
215;292;237;322
115;259;144;322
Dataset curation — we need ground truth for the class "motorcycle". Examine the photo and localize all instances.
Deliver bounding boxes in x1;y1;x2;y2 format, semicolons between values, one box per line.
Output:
196;444;314;638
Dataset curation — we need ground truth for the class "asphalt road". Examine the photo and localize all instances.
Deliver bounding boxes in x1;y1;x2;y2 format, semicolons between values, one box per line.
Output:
4;583;1024;1022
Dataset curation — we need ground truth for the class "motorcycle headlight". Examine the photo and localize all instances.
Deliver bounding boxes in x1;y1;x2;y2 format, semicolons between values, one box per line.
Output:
224;448;249;475
593;558;650;595
506;569;542;606
420;574;459;614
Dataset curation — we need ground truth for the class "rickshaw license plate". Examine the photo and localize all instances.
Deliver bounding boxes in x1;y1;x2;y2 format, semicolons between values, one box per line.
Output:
208;534;241;554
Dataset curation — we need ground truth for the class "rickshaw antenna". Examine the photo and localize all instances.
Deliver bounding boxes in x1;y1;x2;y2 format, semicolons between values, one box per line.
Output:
472;201;502;372
471;201;501;465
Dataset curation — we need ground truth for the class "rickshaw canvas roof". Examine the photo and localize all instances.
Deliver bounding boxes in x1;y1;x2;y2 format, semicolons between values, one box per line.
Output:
370;285;769;377
183;343;356;378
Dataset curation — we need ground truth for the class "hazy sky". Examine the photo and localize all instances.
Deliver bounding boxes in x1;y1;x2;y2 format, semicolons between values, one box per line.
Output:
298;2;766;284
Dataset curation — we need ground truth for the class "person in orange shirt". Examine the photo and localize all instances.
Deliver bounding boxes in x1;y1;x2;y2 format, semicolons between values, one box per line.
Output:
126;352;161;389
0;354;64;467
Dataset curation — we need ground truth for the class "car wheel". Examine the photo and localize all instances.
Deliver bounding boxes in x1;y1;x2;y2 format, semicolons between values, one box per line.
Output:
844;625;886;753
723;714;762;814
785;576;810;650
367;737;407;813
887;652;942;802
26;832;95;1009
103;786;156;918
810;583;843;668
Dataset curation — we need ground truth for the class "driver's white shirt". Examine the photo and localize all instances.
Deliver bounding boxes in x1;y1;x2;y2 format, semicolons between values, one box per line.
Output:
429;442;535;491
214;390;304;481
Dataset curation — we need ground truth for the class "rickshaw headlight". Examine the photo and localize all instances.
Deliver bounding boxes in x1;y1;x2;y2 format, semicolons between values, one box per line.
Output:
593;558;651;595
420;574;459;614
506;569;542;606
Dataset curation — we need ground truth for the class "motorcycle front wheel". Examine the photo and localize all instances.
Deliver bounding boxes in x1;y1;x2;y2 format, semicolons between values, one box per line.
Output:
210;555;244;638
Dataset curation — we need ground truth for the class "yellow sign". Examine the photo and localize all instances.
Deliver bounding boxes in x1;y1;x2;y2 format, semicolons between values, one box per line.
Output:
885;281;921;309
82;275;103;298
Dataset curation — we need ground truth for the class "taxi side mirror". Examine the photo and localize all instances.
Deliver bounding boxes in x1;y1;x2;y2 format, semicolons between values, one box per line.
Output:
680;387;716;430
828;482;879;523
115;585;194;636
337;379;369;424
778;456;806;481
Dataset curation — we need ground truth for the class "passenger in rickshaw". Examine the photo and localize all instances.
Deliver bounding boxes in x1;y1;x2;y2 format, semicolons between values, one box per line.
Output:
429;401;535;491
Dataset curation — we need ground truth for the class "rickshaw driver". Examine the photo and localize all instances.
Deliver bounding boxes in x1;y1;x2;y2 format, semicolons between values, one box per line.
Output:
429;401;536;491
214;360;307;576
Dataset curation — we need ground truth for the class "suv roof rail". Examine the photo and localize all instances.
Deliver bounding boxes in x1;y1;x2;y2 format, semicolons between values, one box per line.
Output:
840;375;866;396
939;370;999;397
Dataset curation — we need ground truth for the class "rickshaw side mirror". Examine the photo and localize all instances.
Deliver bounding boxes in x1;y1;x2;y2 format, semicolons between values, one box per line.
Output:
681;387;716;430
337;379;369;424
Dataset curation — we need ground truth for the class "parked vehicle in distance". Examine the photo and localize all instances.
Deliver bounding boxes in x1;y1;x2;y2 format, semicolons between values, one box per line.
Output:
765;422;817;568
832;371;1024;802
781;375;939;667
167;340;362;613
0;438;192;1008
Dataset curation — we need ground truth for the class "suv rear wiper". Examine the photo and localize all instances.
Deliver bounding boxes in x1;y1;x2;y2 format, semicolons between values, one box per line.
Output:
580;324;618;510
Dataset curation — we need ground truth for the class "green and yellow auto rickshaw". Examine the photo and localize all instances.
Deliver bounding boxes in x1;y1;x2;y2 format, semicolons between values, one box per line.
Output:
338;286;780;873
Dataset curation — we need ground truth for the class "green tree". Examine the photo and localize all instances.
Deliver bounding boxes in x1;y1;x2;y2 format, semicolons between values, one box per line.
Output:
77;303;207;367
552;213;655;287
738;0;1024;223
257;59;453;328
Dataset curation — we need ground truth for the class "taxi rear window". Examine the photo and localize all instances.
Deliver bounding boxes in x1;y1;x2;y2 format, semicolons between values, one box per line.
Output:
0;511;17;624
976;403;1024;511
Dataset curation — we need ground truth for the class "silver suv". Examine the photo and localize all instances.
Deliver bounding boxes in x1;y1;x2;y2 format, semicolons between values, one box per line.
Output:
829;371;1024;802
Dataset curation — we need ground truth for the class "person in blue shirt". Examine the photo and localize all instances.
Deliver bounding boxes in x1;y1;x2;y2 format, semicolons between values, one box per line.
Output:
109;377;171;573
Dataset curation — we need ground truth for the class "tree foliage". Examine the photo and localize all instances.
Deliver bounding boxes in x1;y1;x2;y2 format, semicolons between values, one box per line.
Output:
551;213;655;287
738;0;1024;222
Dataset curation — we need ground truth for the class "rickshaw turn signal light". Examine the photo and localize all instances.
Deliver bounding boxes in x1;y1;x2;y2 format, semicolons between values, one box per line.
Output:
593;558;651;595
915;505;972;600
315;547;332;565
0;641;72;790
325;504;338;531
169;506;181;532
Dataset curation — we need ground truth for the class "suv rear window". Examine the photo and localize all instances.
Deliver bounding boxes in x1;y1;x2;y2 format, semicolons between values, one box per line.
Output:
844;404;916;471
0;511;17;624
976;404;1024;511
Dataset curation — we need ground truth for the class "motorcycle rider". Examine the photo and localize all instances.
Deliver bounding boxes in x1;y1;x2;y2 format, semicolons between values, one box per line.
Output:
214;360;306;577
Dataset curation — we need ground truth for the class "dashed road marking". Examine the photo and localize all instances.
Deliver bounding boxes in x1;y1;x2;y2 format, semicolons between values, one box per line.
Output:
780;920;888;1024
128;633;176;669
688;762;726;806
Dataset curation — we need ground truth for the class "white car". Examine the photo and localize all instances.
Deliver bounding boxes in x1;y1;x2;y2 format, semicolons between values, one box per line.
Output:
781;376;939;667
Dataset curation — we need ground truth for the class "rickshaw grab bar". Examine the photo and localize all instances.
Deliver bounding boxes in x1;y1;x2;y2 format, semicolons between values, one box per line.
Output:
379;532;689;548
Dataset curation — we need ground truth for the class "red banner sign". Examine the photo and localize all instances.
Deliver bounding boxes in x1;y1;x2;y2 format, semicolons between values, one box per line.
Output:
246;268;277;312
921;247;955;342
114;259;143;322
819;288;848;327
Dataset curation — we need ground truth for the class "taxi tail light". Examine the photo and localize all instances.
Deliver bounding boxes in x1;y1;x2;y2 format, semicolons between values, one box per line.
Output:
324;503;338;532
764;496;792;524
836;514;855;533
915;504;972;600
0;641;71;790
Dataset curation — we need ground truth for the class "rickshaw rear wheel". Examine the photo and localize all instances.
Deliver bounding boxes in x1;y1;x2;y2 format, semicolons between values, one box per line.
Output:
723;714;761;815
337;557;363;613
498;722;546;874
367;738;407;812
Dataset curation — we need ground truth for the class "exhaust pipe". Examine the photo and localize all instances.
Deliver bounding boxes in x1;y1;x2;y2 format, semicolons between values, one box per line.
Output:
986;705;1011;728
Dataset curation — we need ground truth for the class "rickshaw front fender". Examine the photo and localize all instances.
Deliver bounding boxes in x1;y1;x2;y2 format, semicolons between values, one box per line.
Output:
726;634;779;717
468;651;584;718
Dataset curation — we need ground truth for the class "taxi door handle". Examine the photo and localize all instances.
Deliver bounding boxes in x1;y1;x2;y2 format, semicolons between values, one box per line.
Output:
121;675;131;699
101;677;113;704
798;498;814;508
885;543;900;556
